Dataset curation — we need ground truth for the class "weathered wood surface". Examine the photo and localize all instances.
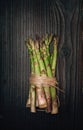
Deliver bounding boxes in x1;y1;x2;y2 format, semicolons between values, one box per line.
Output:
0;0;82;129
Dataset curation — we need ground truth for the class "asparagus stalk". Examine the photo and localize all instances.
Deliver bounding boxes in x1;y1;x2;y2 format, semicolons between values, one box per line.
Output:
25;41;36;112
41;35;58;114
51;36;58;114
41;44;57;114
35;40;51;112
28;39;47;109
51;36;58;76
42;34;53;61
25;42;32;107
30;55;36;112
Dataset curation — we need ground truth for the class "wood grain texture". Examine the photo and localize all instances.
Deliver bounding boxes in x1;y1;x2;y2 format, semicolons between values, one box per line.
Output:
0;0;82;130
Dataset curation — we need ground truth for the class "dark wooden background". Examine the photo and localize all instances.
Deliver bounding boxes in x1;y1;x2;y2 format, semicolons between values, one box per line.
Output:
0;0;83;130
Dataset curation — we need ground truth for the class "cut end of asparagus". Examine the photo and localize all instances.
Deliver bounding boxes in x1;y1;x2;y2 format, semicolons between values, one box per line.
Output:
26;99;31;107
38;103;47;109
36;87;47;108
51;100;58;114
37;96;47;108
46;98;52;113
30;107;36;113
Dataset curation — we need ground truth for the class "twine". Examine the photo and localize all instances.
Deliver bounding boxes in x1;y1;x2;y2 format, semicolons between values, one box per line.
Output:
29;74;65;93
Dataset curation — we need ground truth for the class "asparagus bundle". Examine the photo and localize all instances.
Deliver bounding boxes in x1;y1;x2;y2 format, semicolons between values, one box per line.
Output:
25;34;59;114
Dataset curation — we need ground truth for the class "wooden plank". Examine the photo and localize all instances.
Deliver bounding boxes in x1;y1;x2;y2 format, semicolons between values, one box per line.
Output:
0;0;81;129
